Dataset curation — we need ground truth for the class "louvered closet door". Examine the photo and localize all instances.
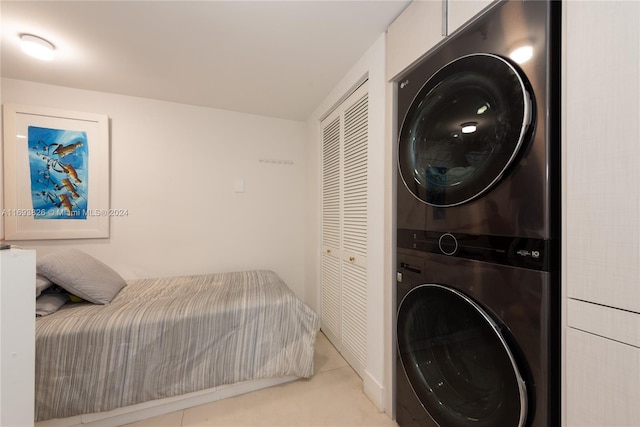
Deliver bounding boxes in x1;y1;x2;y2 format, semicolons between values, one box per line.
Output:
321;115;342;342
341;90;368;370
321;82;368;377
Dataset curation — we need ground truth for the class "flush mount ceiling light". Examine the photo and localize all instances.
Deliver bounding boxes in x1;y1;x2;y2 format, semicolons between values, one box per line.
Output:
21;34;55;61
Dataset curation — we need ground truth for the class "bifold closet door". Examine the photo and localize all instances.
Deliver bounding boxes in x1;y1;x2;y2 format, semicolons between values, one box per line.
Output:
321;114;342;343
321;82;368;376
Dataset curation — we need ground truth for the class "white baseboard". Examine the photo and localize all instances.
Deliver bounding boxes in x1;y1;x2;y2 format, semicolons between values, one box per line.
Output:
363;370;385;412
35;376;299;427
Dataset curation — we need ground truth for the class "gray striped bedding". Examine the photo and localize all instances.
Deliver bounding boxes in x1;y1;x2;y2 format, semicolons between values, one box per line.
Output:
35;270;320;422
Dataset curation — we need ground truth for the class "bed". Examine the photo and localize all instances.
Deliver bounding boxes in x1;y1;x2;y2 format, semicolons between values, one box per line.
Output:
33;250;320;424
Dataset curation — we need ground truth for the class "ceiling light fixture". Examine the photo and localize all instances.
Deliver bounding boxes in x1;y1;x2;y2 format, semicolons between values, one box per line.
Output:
21;34;55;61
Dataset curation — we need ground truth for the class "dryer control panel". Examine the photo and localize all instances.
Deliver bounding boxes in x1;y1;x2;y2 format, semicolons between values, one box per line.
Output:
397;228;557;272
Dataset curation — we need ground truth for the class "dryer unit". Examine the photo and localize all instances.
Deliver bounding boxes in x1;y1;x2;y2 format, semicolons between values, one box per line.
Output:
394;1;560;426
396;0;560;240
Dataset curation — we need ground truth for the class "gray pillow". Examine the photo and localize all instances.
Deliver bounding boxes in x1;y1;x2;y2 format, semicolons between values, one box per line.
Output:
36;274;53;297
37;249;126;304
36;293;69;316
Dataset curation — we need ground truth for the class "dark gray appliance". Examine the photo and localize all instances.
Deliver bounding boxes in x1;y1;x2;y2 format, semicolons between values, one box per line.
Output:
396;0;560;239
395;1;560;426
396;243;559;427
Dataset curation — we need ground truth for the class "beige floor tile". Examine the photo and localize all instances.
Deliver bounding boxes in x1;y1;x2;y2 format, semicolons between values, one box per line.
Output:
314;331;349;374
182;365;396;427
124;332;397;427
123;409;183;426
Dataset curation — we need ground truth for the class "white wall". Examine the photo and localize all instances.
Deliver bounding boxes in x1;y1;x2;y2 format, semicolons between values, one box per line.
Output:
305;33;389;411
1;78;309;299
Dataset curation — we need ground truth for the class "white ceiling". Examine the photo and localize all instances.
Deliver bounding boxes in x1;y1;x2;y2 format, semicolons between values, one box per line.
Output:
1;1;410;121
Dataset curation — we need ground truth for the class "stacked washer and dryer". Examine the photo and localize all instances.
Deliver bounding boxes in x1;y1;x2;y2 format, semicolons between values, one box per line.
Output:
395;1;560;427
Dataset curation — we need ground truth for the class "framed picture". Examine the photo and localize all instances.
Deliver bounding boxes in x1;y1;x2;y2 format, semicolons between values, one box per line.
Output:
2;104;110;240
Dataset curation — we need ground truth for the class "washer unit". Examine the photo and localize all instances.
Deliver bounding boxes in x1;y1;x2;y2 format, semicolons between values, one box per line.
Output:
396;245;559;427
394;1;560;426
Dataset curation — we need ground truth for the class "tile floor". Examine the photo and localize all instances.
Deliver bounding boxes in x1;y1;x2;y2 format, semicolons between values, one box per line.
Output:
125;332;398;427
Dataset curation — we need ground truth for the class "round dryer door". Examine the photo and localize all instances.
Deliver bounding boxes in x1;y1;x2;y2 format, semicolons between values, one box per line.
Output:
398;53;533;207
397;284;527;427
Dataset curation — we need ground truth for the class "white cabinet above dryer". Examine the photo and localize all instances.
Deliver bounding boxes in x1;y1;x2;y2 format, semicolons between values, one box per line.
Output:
386;0;444;81
447;0;496;36
386;0;496;81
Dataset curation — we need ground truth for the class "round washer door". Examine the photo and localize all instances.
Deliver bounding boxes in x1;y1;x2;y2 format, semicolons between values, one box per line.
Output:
398;53;533;207
397;284;527;427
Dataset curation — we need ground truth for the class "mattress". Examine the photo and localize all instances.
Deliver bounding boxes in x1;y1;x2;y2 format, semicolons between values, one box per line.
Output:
34;270;320;421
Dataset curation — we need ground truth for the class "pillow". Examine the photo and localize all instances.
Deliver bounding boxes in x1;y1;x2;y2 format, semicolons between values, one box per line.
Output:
37;249;126;304
36;293;69;317
36;274;53;298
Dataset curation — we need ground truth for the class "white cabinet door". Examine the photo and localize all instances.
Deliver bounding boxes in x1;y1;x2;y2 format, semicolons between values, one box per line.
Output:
563;2;640;426
0;249;36;427
386;0;498;81
567;299;640;349
447;0;496;35
564;0;640;313
386;0;444;81
565;328;640;426
566;298;640;426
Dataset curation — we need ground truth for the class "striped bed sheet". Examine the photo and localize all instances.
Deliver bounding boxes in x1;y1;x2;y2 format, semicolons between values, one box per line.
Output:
34;270;320;422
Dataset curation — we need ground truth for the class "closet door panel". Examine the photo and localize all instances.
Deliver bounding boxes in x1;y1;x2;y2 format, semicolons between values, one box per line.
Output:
321;114;342;340
320;82;369;378
341;87;368;376
321;252;342;341
322;116;342;255
341;260;368;371
343;92;368;261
